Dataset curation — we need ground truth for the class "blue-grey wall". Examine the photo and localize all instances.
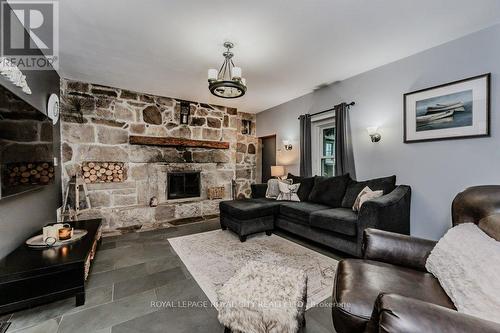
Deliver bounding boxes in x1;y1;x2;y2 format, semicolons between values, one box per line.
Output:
0;0;61;258
257;24;500;240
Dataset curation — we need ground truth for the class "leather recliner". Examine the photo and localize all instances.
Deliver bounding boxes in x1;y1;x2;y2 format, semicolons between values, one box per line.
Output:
332;185;500;333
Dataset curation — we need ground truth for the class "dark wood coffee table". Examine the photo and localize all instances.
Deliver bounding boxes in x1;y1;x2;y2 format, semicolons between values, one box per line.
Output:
0;219;102;315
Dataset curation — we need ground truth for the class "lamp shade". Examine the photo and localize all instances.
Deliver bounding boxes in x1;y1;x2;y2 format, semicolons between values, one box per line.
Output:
271;165;285;177
232;67;242;79
366;126;378;135
208;68;218;81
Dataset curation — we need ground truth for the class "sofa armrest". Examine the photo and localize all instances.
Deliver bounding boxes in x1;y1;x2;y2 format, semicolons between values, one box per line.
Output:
365;293;500;333
362;228;436;271
251;183;268;198
357;185;411;236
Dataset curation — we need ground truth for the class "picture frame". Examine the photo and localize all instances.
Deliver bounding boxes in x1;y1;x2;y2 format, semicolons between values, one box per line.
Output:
403;73;490;143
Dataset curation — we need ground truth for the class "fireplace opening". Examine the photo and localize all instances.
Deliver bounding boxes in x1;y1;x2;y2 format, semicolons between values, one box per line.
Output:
167;171;201;199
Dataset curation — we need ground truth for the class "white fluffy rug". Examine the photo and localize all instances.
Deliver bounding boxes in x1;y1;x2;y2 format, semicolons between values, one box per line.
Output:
168;230;338;309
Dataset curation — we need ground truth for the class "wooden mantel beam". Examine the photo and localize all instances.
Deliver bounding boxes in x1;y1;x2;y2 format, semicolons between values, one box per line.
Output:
129;135;230;149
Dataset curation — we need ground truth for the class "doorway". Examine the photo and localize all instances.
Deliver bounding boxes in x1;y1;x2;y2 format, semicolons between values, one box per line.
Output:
260;135;276;183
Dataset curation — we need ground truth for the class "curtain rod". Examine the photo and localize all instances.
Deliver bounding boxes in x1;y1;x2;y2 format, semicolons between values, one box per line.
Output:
297;101;355;119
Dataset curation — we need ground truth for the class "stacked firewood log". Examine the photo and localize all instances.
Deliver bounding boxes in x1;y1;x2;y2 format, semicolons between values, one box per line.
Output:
5;162;54;185
81;162;126;183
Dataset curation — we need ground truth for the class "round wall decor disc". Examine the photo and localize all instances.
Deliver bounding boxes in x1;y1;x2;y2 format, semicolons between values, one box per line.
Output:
47;93;60;124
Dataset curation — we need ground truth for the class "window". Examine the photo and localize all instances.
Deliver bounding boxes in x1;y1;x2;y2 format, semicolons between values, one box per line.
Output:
321;127;335;177
311;116;335;176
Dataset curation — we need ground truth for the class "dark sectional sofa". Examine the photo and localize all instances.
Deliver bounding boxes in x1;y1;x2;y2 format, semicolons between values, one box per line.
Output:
220;174;411;257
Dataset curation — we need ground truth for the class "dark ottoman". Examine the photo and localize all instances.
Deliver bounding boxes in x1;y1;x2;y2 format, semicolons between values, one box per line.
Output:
219;199;279;242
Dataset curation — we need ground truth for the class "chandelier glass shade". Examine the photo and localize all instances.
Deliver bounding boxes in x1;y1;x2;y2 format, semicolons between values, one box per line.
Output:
208;42;247;99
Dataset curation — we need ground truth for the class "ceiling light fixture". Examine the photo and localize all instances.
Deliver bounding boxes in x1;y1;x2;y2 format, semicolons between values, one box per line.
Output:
208;42;247;99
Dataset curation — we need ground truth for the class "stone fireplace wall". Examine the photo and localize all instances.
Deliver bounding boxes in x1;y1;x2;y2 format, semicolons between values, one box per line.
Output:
60;79;257;233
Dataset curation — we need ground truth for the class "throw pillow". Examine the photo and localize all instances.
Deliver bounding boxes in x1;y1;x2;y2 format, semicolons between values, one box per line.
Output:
341;175;396;208
287;173;315;202
425;223;500;324
265;178;292;199
287;173;302;184
276;181;301;201
308;174;350;207
352;186;383;211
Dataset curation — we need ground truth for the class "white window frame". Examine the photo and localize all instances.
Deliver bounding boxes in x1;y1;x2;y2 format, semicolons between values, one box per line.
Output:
311;114;335;176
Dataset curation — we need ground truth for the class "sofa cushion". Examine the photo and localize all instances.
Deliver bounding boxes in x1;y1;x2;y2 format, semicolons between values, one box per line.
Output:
279;201;331;225
308;174;350;207
287;173;315;202
219;199;280;220
309;208;358;236
341;175;397;208
332;259;454;332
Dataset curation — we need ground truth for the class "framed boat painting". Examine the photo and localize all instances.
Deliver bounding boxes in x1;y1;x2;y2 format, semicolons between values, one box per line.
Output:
403;73;490;143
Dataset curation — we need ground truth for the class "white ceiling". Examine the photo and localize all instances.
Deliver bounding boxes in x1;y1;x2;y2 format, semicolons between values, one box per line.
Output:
58;0;500;113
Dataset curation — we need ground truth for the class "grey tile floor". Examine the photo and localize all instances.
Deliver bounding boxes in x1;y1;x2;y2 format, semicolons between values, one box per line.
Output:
4;219;342;333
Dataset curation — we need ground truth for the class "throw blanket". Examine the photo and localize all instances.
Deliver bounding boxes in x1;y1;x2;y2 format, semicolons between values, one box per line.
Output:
426;223;500;323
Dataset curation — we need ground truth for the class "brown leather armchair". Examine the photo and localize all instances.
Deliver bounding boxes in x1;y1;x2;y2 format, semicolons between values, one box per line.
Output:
332;186;500;333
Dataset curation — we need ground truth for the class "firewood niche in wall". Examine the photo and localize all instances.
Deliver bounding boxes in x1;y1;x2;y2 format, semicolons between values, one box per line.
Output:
81;162;126;184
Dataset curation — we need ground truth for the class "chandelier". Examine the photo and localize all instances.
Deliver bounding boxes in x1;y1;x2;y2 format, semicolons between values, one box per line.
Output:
208;42;247;99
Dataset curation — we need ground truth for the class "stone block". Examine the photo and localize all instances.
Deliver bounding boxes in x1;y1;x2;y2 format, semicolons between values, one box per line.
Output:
236;168;252;179
143;105;162;125
175;202;201;219
165;122;177;130
202;128;221;140
192;150;229;163
154;205;176;221
110;206;154;227
223;115;229;127
229;116;238;129
114;104;135;121
129;146;164;163
62;123;95;143
201;200;221;215
62;143;73;162
66;81;90;93
112;188;136;195
226;107;237;115
145;126;168;137
86;181;136;190
140;94;155;103
130;123;146;134
236;142;247;153
77;145;129;162
96;97;114;109
91;118;126;128
95;108;114;119
129;164;149;180
120;90;138;100
89;191;112;208
196;108;208;117
169;126;191;139
96;126;128;144
248;143;256;154
207;117;221;128
91;87;118;97
155;96;174;107
190;117;205;126
113;194;137;206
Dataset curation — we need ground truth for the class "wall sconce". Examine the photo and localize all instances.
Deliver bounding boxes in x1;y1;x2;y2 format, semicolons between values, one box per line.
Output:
283;139;293;150
367;127;381;142
179;101;191;125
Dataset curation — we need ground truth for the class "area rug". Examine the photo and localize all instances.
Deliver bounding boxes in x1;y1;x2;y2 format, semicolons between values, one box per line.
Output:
168;230;338;309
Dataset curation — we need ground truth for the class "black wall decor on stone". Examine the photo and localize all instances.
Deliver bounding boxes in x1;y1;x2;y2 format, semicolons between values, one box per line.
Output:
179;101;191;125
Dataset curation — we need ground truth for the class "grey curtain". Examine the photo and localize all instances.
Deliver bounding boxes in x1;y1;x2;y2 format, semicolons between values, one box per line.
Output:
335;103;356;178
299;114;312;177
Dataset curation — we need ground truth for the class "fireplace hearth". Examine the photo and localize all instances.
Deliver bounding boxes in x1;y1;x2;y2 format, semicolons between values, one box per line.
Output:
167;171;201;199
